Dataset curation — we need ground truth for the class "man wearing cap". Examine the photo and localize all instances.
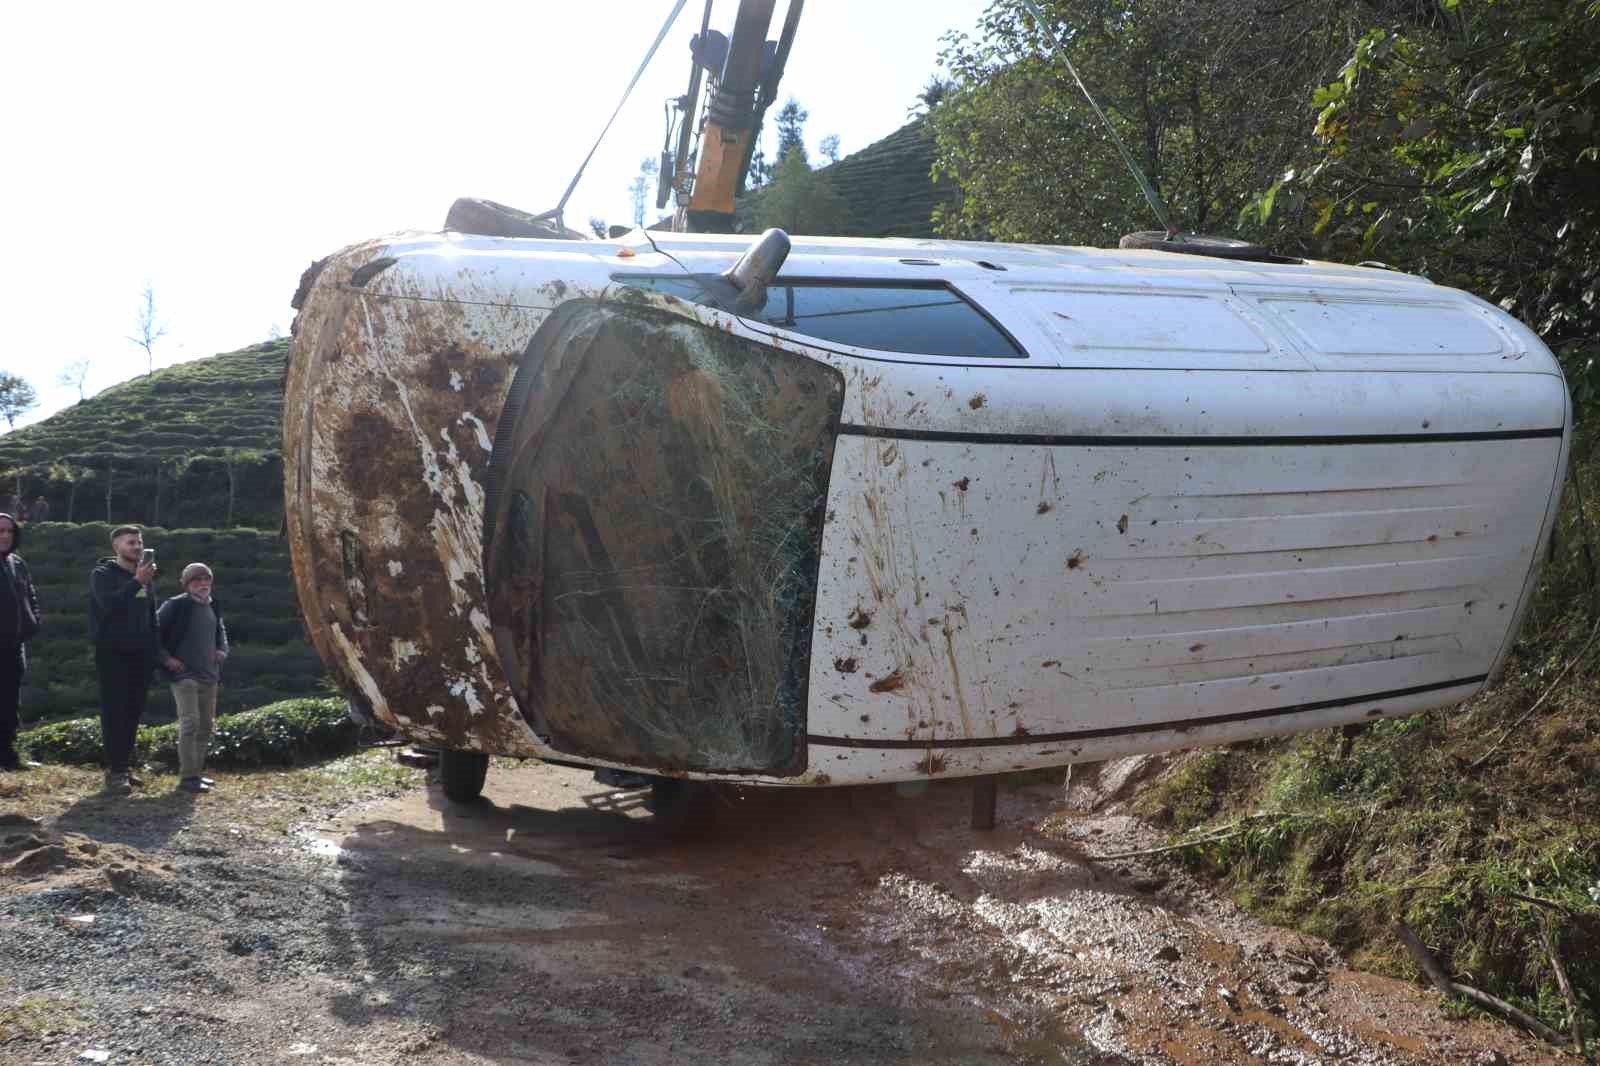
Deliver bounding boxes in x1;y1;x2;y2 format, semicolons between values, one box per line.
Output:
157;563;228;793
89;525;160;793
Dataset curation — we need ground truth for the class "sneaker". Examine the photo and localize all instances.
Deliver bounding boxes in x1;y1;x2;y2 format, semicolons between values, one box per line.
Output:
104;772;132;794
176;777;210;793
199;776;216;786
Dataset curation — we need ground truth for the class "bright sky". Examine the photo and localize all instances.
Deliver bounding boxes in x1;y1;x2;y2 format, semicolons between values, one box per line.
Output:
3;0;988;430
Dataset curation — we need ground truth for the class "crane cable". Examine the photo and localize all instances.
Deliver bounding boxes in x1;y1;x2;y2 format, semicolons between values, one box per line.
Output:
534;0;691;232
1017;0;1176;237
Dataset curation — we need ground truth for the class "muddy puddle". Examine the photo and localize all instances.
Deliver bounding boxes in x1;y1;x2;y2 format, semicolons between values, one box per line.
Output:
304;762;1571;1065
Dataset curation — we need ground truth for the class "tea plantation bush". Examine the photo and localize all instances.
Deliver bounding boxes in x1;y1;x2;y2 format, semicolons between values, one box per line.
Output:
20;697;356;769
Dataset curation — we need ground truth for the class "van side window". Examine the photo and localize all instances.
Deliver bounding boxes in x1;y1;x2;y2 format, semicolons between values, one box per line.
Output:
615;277;1025;359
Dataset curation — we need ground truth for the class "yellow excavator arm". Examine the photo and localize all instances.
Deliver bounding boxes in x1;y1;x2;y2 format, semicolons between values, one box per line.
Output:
674;0;803;232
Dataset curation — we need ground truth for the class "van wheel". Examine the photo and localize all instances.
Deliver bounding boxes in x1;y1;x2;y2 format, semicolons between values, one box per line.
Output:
648;779;717;839
440;750;489;803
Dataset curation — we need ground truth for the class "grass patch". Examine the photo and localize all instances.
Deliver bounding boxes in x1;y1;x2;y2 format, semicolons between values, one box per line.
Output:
193;748;431;835
0;748;432;835
0;980;90;1043
296;746;429;793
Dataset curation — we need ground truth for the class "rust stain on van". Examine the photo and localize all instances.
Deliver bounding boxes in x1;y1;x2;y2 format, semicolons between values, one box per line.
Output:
869;669;906;693
942;624;974;737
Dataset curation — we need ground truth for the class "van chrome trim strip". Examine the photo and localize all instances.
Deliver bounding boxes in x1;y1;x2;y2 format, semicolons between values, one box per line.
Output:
806;675;1486;749
836;424;1563;448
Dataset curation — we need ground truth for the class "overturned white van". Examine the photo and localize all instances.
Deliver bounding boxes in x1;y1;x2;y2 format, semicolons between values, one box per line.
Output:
284;226;1568;809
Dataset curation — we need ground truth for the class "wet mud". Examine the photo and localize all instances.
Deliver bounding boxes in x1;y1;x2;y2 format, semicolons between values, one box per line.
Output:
313;764;1573;1065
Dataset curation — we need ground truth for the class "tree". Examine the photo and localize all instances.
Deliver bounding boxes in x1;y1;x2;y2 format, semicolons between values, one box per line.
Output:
151;455;176;528
49;461;88;523
929;0;1372;244
911;75;955;117
819;134;842;165
57;359;92;401
758;149;848;235
1237;0;1600;417
775;98;809;164
222;447;266;528
588;216;609;238
0;373;38;429
128;284;168;377
629;156;660;229
746;140;772;189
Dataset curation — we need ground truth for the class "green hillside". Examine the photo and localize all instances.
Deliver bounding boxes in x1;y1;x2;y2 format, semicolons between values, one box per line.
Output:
737;118;957;238
18;523;324;726
0;341;287;530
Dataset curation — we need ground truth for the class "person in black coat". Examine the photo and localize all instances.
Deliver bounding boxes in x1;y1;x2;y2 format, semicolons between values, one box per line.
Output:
0;512;41;770
88;525;161;793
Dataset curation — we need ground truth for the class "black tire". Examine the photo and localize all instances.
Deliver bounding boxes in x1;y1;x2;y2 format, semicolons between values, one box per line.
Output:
1117;231;1295;263
648;779;717;840
440;749;489;803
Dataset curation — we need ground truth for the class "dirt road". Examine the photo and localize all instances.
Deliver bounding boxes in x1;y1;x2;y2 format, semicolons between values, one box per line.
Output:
0;757;1577;1064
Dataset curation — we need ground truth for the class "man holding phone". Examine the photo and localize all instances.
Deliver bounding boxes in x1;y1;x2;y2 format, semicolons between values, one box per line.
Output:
89;525;160;794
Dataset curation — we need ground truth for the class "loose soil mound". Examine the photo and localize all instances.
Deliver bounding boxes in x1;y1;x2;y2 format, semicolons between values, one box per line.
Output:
1;822;174;899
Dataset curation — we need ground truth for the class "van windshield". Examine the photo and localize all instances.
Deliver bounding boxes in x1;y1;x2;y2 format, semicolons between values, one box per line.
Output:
616;276;1025;359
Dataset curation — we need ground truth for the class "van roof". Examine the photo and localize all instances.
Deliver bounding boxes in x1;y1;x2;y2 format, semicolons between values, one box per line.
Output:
398;226;1435;292
643;230;1437;289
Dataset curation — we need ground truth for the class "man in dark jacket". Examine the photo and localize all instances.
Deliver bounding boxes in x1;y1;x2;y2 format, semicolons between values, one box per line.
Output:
0;512;42;770
157;563;228;793
89;525;160;793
